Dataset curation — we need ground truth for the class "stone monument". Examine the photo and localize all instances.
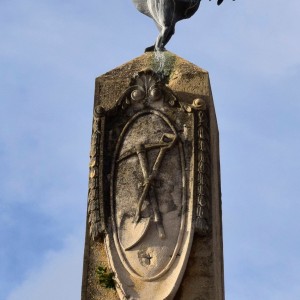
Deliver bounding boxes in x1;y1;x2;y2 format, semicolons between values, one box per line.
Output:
82;2;225;299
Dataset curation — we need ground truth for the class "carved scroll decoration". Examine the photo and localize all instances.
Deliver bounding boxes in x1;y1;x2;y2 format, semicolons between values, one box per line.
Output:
88;106;105;241
114;70;180;111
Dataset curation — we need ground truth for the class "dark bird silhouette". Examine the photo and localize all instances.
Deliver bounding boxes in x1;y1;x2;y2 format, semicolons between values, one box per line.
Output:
132;0;224;51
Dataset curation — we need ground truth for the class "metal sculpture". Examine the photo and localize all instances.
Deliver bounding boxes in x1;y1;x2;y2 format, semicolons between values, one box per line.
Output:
132;0;224;51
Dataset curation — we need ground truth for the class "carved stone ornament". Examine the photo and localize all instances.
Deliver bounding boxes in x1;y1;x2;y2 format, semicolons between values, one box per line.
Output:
87;70;211;299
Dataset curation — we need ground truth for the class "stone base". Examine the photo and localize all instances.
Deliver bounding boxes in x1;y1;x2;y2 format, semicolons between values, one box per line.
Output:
81;52;224;300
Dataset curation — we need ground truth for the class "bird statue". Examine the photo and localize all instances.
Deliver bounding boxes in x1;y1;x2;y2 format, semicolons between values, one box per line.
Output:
132;0;224;51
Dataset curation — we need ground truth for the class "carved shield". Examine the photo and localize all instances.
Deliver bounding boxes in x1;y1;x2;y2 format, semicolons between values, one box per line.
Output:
88;70;211;299
112;109;186;281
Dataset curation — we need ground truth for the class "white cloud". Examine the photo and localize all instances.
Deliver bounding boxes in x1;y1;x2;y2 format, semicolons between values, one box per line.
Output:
6;235;84;300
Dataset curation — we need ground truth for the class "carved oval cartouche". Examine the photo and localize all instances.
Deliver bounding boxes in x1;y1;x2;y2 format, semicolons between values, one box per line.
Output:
111;110;186;281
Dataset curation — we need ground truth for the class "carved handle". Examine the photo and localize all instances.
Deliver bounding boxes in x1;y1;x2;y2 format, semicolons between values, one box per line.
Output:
134;145;167;223
136;145;166;239
134;133;177;229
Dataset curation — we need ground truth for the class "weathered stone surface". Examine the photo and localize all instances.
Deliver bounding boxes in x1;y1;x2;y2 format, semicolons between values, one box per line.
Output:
81;52;224;300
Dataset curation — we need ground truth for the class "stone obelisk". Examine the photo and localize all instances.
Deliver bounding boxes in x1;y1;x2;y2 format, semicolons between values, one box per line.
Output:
82;2;224;299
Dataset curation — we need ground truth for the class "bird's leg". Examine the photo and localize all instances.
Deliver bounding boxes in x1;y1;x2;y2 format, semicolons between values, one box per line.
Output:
155;25;175;51
145;22;162;52
160;25;175;49
144;24;175;52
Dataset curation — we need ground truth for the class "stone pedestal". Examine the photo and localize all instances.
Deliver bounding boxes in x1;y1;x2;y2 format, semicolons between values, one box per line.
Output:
81;52;224;300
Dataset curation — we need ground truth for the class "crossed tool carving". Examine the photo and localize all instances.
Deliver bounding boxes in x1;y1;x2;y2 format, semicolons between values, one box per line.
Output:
119;133;177;240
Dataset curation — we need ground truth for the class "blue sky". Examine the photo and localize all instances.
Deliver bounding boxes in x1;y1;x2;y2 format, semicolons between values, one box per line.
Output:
1;1;300;299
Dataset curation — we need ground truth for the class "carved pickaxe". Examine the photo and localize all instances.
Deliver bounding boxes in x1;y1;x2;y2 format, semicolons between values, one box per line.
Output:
134;133;177;239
